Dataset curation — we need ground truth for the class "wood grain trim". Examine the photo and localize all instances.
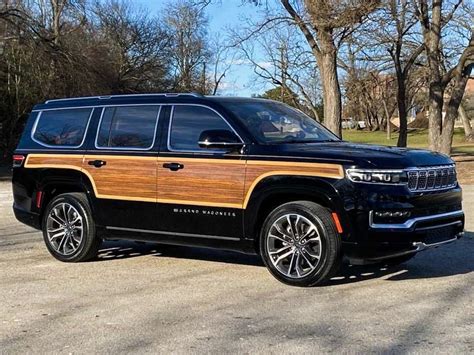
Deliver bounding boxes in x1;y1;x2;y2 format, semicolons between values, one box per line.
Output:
157;157;245;165
242;161;344;209
83;154;156;202
24;154;344;209
25;154;156;202
242;171;340;209
156;157;246;208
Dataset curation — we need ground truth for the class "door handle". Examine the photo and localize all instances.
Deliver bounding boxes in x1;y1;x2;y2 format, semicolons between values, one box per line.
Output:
162;162;184;171
88;159;107;168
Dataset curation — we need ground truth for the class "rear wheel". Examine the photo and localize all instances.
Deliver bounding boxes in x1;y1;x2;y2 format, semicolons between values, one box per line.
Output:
260;201;342;287
42;193;100;262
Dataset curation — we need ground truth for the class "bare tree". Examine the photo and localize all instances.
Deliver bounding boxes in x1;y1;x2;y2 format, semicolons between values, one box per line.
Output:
414;0;474;154
279;0;380;137
340;0;425;146
165;0;210;93
208;35;236;95
459;103;473;141
0;0;181;156
236;22;322;119
93;0;172;93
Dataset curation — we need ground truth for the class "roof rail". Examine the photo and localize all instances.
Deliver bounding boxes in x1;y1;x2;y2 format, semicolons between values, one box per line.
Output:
44;92;205;104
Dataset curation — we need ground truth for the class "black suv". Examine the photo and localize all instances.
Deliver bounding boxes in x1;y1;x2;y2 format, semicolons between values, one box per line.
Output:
12;93;464;286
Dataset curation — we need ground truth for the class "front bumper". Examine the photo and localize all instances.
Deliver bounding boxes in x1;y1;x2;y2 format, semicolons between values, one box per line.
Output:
341;183;465;260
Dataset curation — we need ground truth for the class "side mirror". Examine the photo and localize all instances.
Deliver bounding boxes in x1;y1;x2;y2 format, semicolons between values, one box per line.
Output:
198;129;244;150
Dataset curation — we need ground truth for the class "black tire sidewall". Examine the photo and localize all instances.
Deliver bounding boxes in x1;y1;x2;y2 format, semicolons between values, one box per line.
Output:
42;193;95;262
260;202;339;287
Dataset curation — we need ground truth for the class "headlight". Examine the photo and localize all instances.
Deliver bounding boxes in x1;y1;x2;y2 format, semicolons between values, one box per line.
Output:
346;169;407;185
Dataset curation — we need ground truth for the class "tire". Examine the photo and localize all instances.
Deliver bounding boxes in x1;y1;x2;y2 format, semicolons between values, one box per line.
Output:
260;201;342;287
41;193;100;262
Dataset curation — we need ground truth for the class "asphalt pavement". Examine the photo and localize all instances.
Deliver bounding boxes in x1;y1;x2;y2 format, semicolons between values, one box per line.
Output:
0;181;473;353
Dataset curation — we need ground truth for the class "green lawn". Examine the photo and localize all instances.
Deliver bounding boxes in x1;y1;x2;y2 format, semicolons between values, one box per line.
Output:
342;128;474;155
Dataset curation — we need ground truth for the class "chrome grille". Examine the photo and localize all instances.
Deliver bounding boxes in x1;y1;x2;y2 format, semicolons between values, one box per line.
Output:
407;165;457;192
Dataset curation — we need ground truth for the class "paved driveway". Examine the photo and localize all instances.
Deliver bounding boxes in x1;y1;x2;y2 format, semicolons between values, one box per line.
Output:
0;181;473;353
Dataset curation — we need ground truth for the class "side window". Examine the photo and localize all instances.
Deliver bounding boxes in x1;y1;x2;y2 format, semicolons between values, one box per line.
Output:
96;106;160;149
169;105;238;151
33;108;92;147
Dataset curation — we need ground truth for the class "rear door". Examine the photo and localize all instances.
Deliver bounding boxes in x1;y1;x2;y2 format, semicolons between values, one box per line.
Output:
156;104;246;239
82;105;162;230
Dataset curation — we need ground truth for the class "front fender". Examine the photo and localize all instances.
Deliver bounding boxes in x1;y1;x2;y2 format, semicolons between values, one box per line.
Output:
243;175;355;243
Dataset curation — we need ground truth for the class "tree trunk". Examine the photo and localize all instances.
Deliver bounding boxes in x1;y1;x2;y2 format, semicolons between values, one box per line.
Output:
459;104;474;142
396;83;408;147
428;82;444;151
439;75;470;154
280;0;343;137
382;99;392;140
319;36;342;137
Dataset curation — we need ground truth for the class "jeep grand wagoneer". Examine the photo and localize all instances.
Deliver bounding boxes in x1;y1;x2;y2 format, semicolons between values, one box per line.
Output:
12;93;465;286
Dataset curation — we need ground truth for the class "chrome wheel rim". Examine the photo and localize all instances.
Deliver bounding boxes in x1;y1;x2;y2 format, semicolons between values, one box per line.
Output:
267;214;322;279
46;202;83;256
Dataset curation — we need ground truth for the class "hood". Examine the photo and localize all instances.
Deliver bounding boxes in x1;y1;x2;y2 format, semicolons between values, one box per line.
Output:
251;141;453;169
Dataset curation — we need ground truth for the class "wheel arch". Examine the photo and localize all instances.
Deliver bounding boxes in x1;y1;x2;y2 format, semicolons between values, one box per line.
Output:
244;175;346;253
36;168;97;225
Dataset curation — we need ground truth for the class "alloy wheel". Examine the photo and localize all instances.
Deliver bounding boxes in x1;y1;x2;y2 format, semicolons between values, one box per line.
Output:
266;213;322;278
46;202;84;256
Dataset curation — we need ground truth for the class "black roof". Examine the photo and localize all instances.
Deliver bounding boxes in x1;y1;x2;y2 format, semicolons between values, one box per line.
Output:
32;93;270;111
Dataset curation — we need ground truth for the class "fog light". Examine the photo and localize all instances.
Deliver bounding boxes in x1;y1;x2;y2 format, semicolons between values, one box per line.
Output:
374;211;411;218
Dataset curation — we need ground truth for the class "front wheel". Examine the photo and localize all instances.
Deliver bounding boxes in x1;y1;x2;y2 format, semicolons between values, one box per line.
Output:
42;193;100;262
260;201;342;287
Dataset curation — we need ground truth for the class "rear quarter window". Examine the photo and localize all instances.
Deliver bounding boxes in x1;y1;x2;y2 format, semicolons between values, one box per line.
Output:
32;108;92;147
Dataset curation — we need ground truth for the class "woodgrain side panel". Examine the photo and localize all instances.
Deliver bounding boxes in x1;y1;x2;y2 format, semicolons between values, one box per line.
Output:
156;157;246;208
156;157;343;208
25;154;84;171
25;154;157;202
83;155;156;202
25;154;344;208
242;161;344;208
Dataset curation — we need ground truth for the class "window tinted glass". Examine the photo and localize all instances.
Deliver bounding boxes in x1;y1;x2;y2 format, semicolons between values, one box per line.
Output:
223;101;339;144
97;106;160;149
33;108;92;147
169;106;236;151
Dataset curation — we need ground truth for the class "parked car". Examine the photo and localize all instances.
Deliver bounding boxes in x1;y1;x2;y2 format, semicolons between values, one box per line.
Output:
12;93;465;286
341;118;357;129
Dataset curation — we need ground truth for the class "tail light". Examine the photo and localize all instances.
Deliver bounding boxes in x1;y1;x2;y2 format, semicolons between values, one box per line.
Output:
12;155;25;168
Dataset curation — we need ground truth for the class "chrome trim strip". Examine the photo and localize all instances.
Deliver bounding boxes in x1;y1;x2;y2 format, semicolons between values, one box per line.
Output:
364;235;461;262
405;164;456;171
31;107;94;149
167;104;244;154
33;102;199;112
369;210;464;229
105;226;240;241
94;105;162;151
45;92;203;104
413;236;459;250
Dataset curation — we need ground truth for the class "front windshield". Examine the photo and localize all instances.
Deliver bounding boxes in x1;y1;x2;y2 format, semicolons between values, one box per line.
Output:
223;101;339;144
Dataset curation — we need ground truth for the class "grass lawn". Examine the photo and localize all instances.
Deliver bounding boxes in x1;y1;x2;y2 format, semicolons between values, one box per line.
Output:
342;128;474;155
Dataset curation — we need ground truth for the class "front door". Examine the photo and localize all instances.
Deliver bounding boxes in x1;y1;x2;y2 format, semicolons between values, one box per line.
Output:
156;104;246;239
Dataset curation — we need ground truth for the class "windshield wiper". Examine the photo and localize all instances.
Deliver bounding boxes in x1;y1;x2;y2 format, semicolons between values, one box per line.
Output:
278;139;338;144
